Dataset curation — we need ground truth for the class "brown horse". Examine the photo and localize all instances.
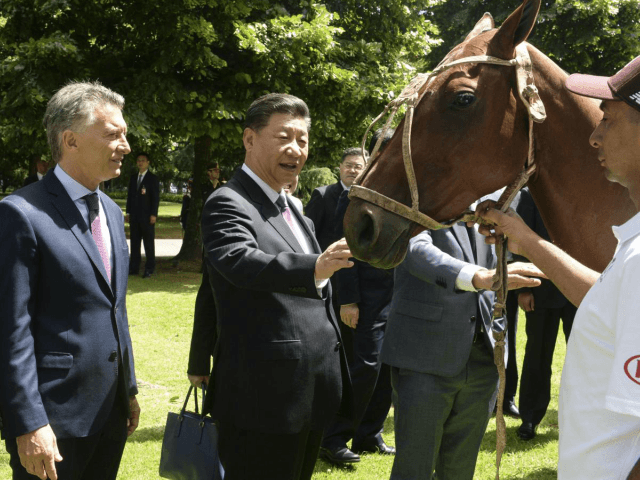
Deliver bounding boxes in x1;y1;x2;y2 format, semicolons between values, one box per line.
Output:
344;0;635;272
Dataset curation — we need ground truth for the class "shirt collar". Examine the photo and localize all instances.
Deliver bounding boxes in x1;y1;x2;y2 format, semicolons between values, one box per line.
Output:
241;164;282;205
340;180;350;191
612;210;640;246
138;169;148;177
53;164;97;201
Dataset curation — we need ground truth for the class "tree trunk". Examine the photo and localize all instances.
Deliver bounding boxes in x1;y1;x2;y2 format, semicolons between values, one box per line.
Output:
174;135;212;262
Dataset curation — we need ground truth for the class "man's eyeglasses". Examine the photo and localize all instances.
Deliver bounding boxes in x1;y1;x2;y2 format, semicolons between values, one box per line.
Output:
343;163;364;171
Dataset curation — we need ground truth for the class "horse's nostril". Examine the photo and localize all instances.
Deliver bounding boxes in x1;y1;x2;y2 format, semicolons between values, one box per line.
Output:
358;212;377;247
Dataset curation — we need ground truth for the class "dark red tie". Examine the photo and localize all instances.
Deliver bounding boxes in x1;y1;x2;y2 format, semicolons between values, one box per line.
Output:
84;193;111;282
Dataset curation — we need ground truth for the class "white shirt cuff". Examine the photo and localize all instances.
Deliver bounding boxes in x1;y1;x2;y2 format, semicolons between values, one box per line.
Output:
456;265;483;292
315;277;329;296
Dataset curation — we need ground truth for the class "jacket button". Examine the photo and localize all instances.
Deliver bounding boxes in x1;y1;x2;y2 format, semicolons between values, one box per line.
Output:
470;315;476;323
108;351;118;362
335;342;341;351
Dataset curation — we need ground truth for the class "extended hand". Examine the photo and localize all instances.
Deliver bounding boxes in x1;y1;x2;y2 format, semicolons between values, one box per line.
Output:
16;424;63;480
340;303;359;329
127;396;141;437
188;375;210;388
315;238;354;282
472;262;545;291
471;200;538;257
518;291;535;312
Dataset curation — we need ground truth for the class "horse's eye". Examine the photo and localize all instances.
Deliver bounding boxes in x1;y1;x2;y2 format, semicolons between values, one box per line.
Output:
453;92;476;108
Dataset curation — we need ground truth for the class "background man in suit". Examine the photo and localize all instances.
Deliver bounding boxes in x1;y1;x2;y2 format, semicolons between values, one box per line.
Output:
0;81;140;480
126;152;159;278
22;156;50;187
513;187;576;441
381;198;542;479
190;93;354;480
306;148;365;251
320;143;396;465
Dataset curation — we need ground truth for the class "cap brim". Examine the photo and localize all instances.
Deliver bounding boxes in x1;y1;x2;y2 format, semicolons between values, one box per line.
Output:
565;73;616;100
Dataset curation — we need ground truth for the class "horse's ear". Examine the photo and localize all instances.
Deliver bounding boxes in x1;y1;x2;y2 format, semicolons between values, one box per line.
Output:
492;0;541;56
463;13;494;42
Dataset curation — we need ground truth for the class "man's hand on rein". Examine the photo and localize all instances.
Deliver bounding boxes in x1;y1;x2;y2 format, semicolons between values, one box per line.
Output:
468;200;538;257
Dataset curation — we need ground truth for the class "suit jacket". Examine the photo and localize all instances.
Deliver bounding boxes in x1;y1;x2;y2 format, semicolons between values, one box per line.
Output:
305;181;344;251
514;187;568;309
333;190;394;319
381;223;504;377
0;173;137;440
200;169;353;434
126;170;159;221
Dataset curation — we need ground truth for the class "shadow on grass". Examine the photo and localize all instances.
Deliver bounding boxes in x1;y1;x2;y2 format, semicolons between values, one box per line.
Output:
128;425;166;443
480;422;558;453
313;458;357;474
126;258;203;295
505;466;556;479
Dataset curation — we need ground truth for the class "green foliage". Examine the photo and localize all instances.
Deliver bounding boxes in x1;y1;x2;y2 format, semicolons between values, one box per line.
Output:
425;0;640;75
297;166;338;205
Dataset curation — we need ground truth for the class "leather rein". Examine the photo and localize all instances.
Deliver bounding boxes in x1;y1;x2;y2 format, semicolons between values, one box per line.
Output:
349;43;547;479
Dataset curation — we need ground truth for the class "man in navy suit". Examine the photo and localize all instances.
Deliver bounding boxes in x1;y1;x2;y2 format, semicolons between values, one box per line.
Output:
382;197;541;479
126;152;160;278
190;93;354;480
0;81;140;480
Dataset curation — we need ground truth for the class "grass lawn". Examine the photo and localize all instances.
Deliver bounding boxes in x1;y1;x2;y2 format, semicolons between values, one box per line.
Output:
0;197;566;478
111;199;185;240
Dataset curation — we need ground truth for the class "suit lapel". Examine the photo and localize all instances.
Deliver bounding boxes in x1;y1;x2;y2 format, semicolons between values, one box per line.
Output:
237;170;305;253
45;174;114;296
452;223;474;263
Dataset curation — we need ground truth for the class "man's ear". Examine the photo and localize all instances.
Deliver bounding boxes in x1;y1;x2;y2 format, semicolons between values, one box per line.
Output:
243;128;255;152
62;130;78;152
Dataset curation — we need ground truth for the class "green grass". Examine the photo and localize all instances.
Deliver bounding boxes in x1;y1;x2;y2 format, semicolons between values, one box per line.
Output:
112;199;185;240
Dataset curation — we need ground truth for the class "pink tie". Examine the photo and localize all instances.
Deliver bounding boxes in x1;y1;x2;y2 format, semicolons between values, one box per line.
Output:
276;194;306;250
84;193;111;282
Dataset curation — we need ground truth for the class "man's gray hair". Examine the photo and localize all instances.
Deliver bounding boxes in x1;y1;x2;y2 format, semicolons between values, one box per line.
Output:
43;81;125;163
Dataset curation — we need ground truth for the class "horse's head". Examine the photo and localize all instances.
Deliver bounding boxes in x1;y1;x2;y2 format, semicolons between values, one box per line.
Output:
344;0;542;268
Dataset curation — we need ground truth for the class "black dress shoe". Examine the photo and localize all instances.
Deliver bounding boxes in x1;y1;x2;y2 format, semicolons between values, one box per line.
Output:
503;401;520;419
352;440;396;455
142;271;153;278
517;421;536;441
319;446;361;465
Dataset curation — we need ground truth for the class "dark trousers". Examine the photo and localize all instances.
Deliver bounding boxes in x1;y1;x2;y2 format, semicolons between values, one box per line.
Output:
504;291;519;404
519;302;576;425
218;422;323;480
129;218;155;274
390;341;498;480
322;316;392;449
6;389;128;480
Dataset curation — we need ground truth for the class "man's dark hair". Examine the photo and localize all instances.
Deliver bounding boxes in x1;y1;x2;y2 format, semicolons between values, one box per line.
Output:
341;147;369;164
137;152;151;163
244;93;311;132
368;127;395;155
206;162;219;170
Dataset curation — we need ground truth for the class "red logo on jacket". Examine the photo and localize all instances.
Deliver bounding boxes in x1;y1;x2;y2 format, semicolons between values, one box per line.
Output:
624;355;640;385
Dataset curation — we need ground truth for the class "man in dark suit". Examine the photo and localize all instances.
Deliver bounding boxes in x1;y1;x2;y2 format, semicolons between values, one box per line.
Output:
0;81;139;480
305;149;363;251
126;152;159;278
514;188;576;441
190;93;354;480
320;140;396;465
22;156;50;187
381;194;542;479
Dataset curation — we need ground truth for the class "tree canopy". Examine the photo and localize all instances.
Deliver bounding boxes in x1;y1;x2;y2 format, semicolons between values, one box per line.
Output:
1;0;639;257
